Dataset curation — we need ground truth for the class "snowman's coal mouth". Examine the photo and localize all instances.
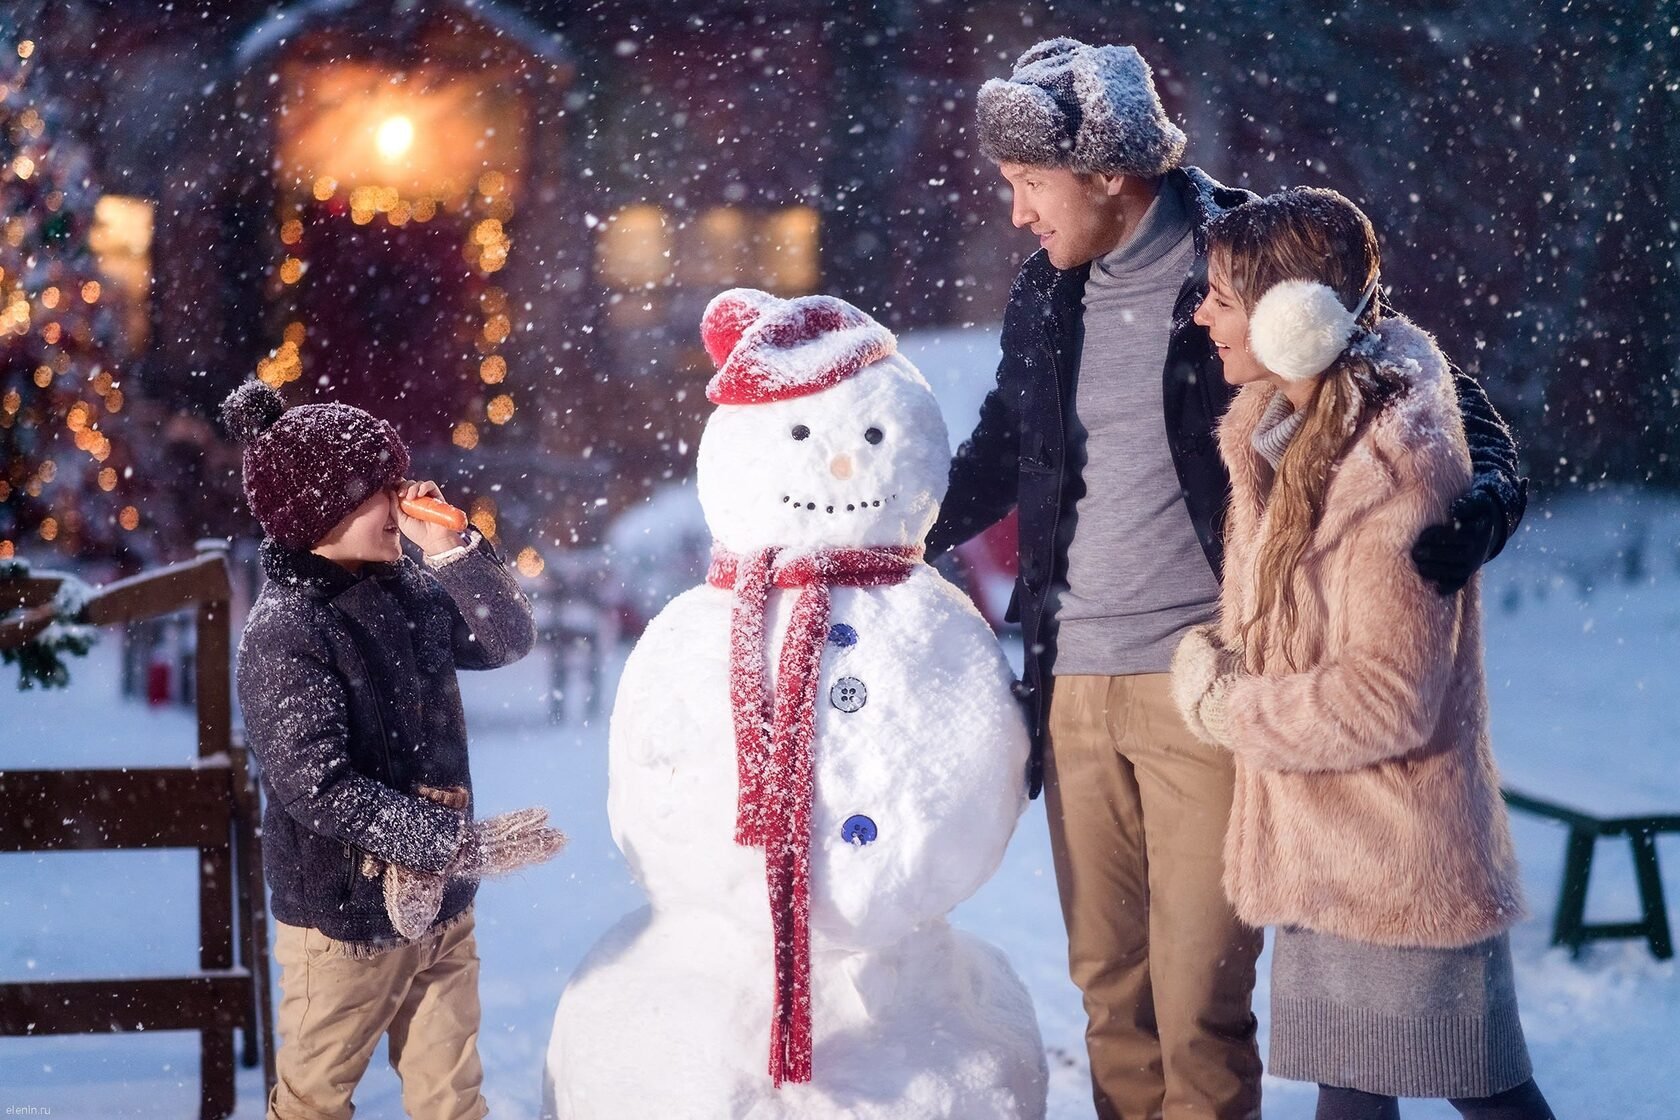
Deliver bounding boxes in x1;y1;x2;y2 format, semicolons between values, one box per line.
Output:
780;493;897;515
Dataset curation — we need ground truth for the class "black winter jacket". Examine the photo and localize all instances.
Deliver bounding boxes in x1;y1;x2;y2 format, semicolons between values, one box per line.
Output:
237;534;536;943
926;167;1528;798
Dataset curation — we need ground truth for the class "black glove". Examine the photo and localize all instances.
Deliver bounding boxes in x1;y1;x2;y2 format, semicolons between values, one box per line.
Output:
1411;487;1500;595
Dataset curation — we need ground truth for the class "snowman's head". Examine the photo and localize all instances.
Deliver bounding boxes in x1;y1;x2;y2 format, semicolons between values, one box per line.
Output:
696;289;950;555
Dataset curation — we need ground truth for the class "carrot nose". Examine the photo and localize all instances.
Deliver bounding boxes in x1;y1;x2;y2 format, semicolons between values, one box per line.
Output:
829;454;854;480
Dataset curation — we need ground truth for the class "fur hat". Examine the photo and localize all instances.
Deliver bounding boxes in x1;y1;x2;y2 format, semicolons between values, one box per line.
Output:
701;288;896;405
219;381;410;549
976;37;1186;177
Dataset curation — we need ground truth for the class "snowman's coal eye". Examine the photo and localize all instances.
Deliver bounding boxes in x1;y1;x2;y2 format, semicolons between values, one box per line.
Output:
791;424;810;441
864;426;884;445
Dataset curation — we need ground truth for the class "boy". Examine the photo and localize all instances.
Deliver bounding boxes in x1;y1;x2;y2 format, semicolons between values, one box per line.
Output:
221;380;564;1120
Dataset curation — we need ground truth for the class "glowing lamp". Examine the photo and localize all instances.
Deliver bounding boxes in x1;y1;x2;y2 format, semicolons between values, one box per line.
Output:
376;115;414;162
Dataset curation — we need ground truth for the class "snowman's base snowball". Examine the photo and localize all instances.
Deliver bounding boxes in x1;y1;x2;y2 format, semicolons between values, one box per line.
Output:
543;907;1047;1120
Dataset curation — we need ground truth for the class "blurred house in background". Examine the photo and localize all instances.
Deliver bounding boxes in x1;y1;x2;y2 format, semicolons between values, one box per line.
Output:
5;0;1673;574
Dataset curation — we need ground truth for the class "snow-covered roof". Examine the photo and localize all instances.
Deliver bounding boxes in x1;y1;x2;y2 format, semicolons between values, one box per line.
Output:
236;0;571;71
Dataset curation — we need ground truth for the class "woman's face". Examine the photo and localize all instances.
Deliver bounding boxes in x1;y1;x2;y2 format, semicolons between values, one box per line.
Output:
1194;261;1271;387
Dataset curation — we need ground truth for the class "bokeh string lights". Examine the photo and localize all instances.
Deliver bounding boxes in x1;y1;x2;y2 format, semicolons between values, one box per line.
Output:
0;35;139;559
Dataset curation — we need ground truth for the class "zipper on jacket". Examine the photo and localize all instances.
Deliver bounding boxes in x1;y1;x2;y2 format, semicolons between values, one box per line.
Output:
342;842;357;895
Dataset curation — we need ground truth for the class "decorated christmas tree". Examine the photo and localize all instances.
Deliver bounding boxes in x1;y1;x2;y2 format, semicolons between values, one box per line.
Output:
0;29;138;563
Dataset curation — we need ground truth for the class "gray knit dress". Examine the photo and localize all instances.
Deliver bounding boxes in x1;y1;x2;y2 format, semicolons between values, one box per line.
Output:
1251;394;1534;1098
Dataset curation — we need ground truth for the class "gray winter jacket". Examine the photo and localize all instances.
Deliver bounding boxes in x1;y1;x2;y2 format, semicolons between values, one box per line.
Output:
237;533;536;943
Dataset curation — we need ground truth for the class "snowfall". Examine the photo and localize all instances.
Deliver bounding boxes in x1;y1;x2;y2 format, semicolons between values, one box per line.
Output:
2;328;1678;1118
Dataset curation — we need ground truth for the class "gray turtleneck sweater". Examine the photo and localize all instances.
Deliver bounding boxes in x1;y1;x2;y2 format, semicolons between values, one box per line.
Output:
1253;392;1306;469
1052;181;1222;676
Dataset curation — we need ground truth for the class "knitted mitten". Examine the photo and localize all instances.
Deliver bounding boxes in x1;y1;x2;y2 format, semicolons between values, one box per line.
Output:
384;862;447;940
1170;623;1241;746
454;807;568;878
383;800;567;940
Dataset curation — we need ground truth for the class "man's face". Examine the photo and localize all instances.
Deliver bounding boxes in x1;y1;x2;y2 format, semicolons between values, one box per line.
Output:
998;161;1125;269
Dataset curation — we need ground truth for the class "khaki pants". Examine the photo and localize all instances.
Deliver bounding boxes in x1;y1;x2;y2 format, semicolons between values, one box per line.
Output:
269;911;489;1120
1045;673;1263;1120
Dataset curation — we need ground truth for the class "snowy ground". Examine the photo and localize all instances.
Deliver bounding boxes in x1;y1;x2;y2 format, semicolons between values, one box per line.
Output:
2;487;1678;1118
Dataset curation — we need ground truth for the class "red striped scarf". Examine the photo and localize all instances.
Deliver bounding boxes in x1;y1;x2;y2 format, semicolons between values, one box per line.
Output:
706;544;922;1085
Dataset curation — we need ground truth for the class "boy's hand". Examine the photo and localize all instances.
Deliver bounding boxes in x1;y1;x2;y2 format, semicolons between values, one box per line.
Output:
384;863;446;940
395;479;467;557
384;803;566;940
455;808;568;878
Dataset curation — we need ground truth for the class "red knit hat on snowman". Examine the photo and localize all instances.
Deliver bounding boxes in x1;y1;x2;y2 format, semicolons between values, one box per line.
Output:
701;288;896;405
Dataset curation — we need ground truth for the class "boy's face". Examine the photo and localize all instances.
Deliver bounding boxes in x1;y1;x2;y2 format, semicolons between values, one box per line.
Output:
311;487;401;570
998;161;1128;269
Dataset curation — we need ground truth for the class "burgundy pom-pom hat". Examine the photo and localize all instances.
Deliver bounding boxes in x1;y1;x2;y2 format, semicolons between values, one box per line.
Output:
701;288;897;405
219;381;410;550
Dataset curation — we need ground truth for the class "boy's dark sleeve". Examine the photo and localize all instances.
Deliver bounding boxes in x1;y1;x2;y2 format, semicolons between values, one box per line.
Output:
239;621;462;872
1411;365;1530;593
925;315;1025;561
425;532;538;670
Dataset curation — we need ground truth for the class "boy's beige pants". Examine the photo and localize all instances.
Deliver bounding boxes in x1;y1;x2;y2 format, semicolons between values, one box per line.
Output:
268;910;489;1120
1045;673;1264;1120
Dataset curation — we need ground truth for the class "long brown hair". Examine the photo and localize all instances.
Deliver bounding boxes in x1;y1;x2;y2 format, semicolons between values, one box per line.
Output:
1208;187;1395;671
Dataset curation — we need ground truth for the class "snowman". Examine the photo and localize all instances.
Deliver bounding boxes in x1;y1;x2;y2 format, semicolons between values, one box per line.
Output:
543;289;1046;1120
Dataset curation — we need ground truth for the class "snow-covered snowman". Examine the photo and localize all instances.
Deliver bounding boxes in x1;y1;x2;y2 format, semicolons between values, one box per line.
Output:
543;289;1046;1120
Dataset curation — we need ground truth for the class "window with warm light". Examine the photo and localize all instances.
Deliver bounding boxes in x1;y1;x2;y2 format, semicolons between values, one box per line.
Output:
599;204;820;296
597;205;671;291
88;194;153;352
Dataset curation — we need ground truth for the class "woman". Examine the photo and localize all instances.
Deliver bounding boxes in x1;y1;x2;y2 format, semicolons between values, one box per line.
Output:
1169;187;1554;1120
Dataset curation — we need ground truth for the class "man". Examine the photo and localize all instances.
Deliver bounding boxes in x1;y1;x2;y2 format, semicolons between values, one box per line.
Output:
925;37;1527;1120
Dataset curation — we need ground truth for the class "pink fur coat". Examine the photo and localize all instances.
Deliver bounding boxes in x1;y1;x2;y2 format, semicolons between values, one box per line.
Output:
1173;316;1524;949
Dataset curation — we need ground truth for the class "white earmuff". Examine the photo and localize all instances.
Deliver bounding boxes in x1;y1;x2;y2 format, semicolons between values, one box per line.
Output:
1248;276;1379;383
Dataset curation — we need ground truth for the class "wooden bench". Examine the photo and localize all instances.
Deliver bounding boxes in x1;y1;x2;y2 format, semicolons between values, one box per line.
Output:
0;544;275;1119
1502;787;1679;960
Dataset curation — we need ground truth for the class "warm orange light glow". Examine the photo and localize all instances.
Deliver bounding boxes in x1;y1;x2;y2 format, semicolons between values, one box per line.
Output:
479;355;506;384
119;506;140;531
276;62;525;204
451;421;480;450
515;547;544;578
376;114;415;162
487;394;515;424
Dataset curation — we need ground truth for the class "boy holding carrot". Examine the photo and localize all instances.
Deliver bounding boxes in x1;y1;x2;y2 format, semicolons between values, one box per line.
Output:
220;380;565;1120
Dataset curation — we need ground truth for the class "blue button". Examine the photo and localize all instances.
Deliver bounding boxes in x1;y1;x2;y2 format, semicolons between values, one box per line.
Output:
827;623;858;648
841;815;878;845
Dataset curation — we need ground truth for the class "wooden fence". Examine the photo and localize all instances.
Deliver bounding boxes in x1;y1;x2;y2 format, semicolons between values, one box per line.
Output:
0;541;274;1119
